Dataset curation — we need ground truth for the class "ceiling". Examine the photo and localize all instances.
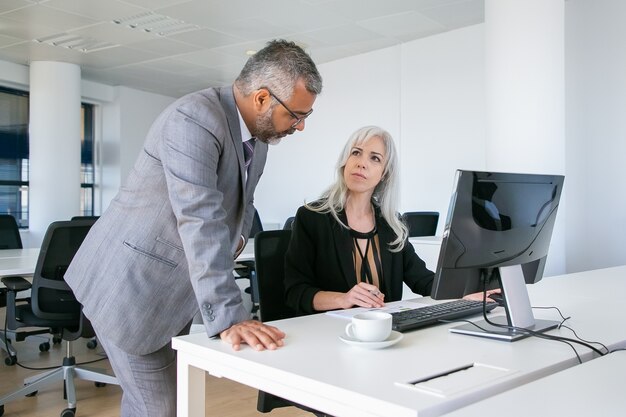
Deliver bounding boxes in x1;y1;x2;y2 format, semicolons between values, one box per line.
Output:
0;0;484;98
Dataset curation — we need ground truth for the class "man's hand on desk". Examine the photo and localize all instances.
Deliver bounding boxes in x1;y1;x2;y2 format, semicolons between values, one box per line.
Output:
220;320;285;351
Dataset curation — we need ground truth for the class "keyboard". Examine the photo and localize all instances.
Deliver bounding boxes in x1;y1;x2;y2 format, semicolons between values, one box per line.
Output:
391;299;498;332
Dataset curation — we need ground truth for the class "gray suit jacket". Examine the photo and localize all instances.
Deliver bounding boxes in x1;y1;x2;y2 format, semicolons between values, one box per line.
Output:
65;86;267;355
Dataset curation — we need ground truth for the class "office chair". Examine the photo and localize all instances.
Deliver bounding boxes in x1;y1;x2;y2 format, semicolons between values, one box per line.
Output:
0;214;23;250
0;214;50;365
234;209;263;318
70;216;99;350
401;211;439;237
283;216;295;230
253;230;330;417
0;220;118;417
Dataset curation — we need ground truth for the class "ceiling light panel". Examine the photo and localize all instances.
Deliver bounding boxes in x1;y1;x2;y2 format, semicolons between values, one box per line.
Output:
113;12;200;37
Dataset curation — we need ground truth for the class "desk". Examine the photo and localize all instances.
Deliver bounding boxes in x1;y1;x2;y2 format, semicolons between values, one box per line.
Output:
0;248;38;280
445;350;626;416
173;265;626;417
235;238;255;262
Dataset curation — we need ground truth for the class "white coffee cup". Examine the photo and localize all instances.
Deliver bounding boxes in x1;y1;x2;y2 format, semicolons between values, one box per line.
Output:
345;312;392;342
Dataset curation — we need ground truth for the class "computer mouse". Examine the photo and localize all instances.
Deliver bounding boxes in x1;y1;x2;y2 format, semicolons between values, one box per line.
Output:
488;293;505;307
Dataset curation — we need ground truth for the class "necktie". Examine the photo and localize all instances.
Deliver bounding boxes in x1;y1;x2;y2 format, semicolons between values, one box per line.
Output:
243;138;256;172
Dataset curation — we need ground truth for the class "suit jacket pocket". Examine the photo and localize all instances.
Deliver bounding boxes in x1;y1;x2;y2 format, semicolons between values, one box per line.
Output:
123;241;179;268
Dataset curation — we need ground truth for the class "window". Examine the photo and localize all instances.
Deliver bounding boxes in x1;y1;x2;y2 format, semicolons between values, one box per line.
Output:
0;86;95;228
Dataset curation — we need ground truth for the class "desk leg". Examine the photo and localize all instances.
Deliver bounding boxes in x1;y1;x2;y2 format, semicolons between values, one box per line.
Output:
177;356;205;417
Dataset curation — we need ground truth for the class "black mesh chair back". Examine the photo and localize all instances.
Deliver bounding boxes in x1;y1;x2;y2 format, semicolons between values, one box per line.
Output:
402;211;439;237
30;220;93;322
0;214;23;250
283;216;295;230
254;230;328;416
71;215;99;222
253;230;295;322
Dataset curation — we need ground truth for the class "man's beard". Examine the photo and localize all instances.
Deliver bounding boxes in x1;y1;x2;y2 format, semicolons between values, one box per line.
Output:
254;109;295;145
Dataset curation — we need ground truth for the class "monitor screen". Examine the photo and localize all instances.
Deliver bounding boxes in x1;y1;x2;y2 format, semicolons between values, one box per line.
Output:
431;170;565;341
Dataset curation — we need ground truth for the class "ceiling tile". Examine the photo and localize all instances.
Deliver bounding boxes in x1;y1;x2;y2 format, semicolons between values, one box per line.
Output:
77;45;160;68
121;0;193;10
167;28;244;49
0;0;33;14
0;15;62;40
2;4;97;31
359;11;445;40
0;33;24;48
420;0;484;29
43;0;148;21
69;21;154;45
0;40;83;65
124;37;202;56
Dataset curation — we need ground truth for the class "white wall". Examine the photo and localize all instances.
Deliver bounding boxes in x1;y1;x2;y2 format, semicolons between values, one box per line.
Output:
99;86;175;211
399;25;486;234
565;0;626;272
255;25;486;234
254;46;402;227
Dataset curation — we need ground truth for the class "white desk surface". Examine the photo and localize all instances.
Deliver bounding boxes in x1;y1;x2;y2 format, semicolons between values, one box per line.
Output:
173;265;626;417
235;238;255;262
0;248;39;277
445;350;626;417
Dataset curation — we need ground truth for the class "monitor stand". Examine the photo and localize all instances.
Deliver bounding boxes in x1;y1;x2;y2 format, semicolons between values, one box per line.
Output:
449;265;559;342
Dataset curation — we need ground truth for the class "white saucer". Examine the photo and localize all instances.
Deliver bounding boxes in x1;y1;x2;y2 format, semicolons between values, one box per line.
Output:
339;330;404;349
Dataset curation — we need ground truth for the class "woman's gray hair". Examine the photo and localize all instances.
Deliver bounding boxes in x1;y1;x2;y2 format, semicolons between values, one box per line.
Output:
234;39;322;101
307;126;409;252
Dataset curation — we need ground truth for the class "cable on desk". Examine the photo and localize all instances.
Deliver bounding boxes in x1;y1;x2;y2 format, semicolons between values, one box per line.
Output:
474;285;606;361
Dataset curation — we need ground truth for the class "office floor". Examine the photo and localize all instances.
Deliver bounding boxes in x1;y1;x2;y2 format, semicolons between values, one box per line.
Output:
0;317;311;417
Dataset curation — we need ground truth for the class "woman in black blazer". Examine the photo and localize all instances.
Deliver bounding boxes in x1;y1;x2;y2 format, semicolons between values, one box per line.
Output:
284;126;434;315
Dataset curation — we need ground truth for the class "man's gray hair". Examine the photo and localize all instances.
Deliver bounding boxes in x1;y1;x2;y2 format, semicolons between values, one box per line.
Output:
235;39;322;100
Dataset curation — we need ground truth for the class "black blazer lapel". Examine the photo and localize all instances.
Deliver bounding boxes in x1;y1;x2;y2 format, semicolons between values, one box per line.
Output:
374;210;395;296
332;211;357;289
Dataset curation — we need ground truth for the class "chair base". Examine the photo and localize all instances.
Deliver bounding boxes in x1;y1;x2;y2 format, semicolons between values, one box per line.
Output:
1;330;50;365
257;391;332;417
0;354;118;415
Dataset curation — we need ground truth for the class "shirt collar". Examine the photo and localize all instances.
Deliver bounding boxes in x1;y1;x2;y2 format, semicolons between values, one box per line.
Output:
236;108;253;143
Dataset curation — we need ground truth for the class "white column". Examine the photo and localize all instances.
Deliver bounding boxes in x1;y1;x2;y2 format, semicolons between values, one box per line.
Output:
484;0;565;274
29;61;81;247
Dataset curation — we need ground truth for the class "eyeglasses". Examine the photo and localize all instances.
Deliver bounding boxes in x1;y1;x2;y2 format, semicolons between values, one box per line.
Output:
262;87;313;129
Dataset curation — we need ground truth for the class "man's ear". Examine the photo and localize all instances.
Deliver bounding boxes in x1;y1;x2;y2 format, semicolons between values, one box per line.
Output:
253;88;271;112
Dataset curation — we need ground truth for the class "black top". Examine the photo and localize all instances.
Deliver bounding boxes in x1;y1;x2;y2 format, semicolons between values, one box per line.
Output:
284;203;434;315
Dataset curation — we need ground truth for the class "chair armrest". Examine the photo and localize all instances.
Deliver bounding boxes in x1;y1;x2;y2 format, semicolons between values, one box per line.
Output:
1;276;32;292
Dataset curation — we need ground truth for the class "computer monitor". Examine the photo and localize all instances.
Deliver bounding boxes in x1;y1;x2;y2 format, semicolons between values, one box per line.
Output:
431;170;565;341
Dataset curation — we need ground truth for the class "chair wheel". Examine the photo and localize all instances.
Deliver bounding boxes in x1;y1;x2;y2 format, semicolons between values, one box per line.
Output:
95;382;106;387
60;407;76;417
39;342;51;352
4;355;17;366
87;339;98;349
25;390;38;397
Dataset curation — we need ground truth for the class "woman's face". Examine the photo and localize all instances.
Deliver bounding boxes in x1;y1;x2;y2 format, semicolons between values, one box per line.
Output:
343;135;387;197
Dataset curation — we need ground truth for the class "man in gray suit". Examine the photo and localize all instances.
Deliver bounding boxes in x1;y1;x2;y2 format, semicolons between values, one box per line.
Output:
65;40;322;417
